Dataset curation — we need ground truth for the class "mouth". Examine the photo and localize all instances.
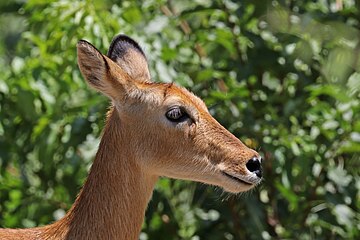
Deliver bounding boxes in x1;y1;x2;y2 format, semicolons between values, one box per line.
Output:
221;171;253;186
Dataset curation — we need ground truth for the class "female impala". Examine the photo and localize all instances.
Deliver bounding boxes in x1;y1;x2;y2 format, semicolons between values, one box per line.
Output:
0;34;262;239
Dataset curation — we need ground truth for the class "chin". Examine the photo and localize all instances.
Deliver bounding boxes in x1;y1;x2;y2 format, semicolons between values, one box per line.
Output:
223;183;255;194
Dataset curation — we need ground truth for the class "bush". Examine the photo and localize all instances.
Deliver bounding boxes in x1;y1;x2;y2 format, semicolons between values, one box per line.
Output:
0;0;359;239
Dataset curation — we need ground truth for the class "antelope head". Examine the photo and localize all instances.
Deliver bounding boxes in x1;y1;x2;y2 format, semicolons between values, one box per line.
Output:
77;35;262;193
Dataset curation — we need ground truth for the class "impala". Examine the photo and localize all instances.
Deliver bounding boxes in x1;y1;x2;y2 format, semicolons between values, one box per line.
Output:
0;34;262;239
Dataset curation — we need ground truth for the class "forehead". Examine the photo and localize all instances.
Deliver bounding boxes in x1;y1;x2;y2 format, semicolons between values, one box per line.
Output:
161;83;208;110
136;82;208;112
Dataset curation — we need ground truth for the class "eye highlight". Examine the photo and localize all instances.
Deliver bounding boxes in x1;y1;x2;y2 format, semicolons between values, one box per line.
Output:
166;106;189;122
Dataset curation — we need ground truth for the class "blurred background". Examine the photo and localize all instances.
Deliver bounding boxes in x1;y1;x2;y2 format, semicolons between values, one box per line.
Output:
0;0;359;239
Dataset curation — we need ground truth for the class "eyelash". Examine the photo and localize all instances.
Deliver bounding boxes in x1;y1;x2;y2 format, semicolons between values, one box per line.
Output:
165;106;189;122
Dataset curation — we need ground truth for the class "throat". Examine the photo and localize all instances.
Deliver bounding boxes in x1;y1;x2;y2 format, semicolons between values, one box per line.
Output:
47;109;158;240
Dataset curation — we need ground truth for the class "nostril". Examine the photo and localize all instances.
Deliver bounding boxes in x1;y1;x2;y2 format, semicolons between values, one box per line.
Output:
246;157;262;178
246;157;260;172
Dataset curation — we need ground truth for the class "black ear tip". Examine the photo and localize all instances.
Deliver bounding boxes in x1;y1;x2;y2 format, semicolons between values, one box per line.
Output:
78;39;89;44
77;39;92;48
77;39;99;53
107;34;145;58
109;34;133;45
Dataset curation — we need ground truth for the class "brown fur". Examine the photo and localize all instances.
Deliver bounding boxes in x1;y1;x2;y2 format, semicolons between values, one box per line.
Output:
0;36;261;239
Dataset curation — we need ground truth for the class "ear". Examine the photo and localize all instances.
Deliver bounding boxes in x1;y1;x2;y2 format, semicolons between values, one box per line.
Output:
107;34;151;82
77;40;132;100
77;40;108;90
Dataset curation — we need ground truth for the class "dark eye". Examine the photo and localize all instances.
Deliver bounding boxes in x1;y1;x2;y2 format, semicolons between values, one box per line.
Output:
166;106;189;122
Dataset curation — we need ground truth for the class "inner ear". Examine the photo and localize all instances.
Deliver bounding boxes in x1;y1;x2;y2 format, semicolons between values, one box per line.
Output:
107;34;151;82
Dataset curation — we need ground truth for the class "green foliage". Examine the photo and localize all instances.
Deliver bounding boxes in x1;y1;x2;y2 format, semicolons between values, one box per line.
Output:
0;0;359;239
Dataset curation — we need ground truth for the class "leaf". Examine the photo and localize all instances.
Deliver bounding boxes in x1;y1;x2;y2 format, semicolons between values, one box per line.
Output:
307;84;351;102
333;204;355;227
275;180;299;211
328;167;352;188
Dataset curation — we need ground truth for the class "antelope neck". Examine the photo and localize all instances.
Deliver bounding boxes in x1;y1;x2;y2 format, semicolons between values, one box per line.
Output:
45;108;158;239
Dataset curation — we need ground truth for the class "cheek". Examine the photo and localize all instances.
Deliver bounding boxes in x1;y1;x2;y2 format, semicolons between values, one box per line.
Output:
130;116;199;167
148;132;196;168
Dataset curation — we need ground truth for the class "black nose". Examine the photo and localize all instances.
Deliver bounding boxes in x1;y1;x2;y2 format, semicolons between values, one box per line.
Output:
246;156;262;178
